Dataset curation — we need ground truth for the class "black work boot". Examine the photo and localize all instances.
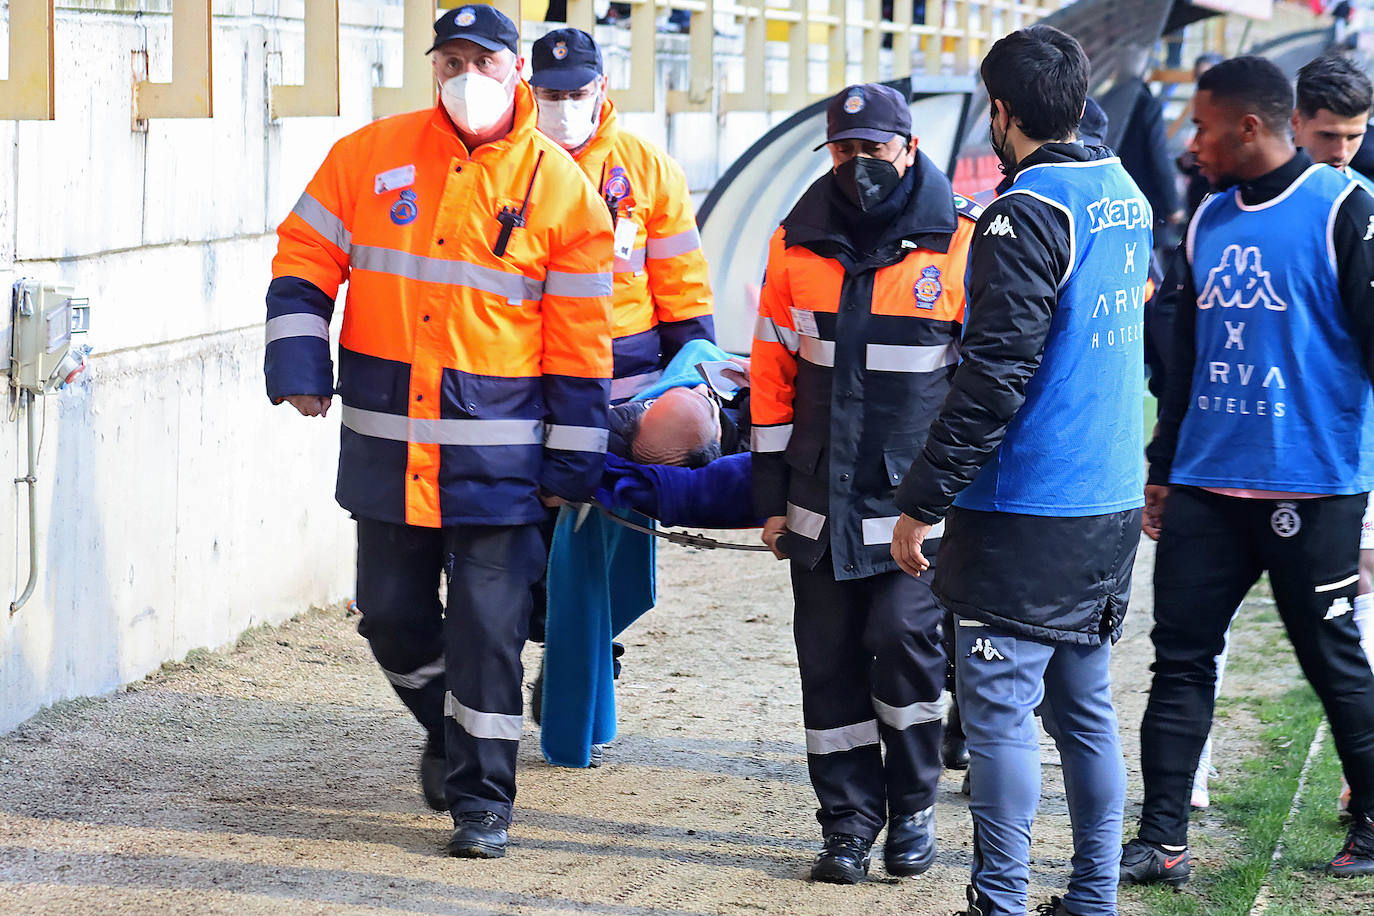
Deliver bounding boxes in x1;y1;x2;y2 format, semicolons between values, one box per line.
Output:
419;737;446;812
1327;812;1374;877
1033;896;1075;915
447;811;508;858
884;806;936;876
809;833;872;884
942;702;970;770
1119;836;1190;887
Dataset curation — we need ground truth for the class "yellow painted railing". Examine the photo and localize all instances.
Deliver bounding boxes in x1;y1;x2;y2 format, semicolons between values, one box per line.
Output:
0;0;1325;121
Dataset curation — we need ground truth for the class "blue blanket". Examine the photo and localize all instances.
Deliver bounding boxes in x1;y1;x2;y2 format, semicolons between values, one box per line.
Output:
596;452;758;529
539;504;656;767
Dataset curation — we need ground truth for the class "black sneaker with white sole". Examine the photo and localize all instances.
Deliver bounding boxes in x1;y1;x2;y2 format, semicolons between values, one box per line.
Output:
1119;837;1191;887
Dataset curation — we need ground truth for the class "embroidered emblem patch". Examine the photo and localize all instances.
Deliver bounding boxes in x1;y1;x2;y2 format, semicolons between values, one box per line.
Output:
603;166;632;204
842;89;865;114
553;41;569;60
390;189;418;226
455;7;476;26
1271;503;1301;538
914;265;943;309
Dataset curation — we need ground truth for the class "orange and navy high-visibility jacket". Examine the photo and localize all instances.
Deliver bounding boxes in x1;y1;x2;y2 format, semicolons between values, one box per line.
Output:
265;82;614;528
570;99;714;401
750;152;978;579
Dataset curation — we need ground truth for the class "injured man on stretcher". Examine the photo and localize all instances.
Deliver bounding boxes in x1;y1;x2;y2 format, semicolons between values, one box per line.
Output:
606;367;750;468
538;341;763;769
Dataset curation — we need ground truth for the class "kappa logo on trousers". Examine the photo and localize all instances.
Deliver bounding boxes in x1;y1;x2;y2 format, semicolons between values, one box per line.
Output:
968;637;1007;662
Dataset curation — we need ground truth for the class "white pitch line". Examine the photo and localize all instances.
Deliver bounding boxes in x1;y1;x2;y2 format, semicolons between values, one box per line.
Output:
1248;720;1328;916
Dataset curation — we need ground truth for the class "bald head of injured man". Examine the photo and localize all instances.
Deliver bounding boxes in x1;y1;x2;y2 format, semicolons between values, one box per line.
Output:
607;386;725;468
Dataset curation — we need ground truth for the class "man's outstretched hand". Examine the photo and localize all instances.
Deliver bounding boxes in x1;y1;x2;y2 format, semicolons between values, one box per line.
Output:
891;513;933;578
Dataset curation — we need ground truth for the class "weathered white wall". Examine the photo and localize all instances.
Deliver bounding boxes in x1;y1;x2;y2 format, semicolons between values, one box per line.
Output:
0;0;822;732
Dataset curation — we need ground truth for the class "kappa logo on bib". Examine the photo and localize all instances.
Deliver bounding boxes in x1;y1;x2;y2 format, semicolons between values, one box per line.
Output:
1271;503;1301;538
1197;244;1288;312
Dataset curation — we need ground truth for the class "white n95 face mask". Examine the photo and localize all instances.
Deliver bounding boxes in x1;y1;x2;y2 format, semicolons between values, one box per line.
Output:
536;95;601;150
440;67;516;134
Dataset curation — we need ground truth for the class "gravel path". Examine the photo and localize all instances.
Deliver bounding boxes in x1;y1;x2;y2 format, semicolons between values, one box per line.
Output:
0;535;1293;915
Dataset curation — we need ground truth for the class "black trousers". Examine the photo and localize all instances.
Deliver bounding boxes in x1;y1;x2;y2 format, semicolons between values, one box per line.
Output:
1138;486;1374;845
791;558;946;841
355;517;546;825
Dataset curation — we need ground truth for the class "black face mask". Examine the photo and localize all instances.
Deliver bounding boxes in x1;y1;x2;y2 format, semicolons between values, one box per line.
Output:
990;111;1017;174
834;156;903;212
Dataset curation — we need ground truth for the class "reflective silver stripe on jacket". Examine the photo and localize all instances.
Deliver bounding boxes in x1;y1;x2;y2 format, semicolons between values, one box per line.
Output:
805;719;880;755
798;336;836;367
610;370;663;402
292;192;352;252
754;314;800;352
614;248;647;273
786;502;826;540
445;691;522;741
265;313;330;344
861;516;946;546
342;406;543;446
379;656;446;690
646;227;702;260
350;244;544;303
872;695;945;730
865;342;960;373
545;424;610;453
545;269;614;299
751;423;793;453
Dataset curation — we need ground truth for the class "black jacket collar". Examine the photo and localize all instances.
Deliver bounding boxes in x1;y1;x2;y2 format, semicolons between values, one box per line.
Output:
1235;150;1310;206
781;150;958;257
1006;141;1109;181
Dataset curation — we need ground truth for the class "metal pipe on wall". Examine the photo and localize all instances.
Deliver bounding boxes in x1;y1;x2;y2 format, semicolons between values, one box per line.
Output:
11;390;38;617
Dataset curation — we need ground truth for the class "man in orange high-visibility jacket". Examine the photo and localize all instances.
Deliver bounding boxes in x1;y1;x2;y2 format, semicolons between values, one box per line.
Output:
529;28;714;403
263;5;613;860
751;82;978;885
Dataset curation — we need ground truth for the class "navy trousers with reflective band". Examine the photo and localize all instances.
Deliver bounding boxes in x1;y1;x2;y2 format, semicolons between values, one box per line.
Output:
955;620;1124;916
1139;486;1374;846
356;519;448;747
355;517;546;824
790;558;946;842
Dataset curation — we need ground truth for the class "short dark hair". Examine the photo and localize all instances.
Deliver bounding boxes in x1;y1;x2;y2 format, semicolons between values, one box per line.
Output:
980;25;1089;142
1296;55;1373;119
1196;56;1294;134
682;440;723;469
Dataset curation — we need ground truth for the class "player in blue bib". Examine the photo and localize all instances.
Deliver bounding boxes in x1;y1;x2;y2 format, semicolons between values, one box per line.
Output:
892;26;1150;916
1126;55;1374;887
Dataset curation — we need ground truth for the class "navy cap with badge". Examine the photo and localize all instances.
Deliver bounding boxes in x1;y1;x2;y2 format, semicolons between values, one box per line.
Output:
426;4;520;55
815;83;912;150
530;28;604;91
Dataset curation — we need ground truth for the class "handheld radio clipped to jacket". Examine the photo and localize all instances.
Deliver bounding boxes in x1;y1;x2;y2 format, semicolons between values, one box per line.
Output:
494;150;544;258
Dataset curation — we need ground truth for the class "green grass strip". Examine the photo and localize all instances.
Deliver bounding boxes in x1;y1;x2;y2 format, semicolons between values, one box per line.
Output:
1132;686;1325;916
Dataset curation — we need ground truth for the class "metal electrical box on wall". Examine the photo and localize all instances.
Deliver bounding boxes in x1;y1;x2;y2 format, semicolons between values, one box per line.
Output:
7;280;90;393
